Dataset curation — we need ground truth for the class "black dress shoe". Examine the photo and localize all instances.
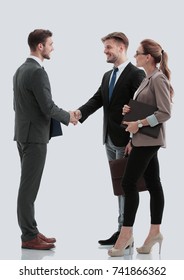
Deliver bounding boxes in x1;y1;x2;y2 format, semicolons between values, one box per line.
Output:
98;231;120;245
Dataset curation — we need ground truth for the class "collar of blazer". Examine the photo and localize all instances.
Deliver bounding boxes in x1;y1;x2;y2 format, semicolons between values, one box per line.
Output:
105;62;132;84
106;62;132;102
26;57;43;68
115;62;132;85
133;68;160;100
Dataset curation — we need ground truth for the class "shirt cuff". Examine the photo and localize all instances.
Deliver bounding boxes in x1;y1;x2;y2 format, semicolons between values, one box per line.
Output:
146;114;159;127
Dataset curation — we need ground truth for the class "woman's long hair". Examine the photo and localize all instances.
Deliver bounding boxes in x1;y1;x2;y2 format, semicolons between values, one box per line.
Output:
141;39;174;101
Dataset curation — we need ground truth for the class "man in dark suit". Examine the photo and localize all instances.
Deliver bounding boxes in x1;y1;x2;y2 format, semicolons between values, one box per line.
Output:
13;29;77;250
74;32;145;245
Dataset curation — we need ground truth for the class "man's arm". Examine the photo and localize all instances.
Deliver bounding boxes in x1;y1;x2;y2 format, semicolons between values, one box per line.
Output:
31;68;72;125
76;86;103;123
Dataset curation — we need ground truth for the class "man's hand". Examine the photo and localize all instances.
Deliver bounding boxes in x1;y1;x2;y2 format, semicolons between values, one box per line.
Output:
74;110;82;120
125;141;132;155
69;111;78;125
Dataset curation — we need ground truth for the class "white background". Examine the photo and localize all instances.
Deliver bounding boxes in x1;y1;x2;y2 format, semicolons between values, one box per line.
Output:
0;0;183;266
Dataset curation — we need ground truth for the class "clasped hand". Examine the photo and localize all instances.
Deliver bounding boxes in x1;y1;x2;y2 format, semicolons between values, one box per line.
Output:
69;110;82;125
122;104;138;134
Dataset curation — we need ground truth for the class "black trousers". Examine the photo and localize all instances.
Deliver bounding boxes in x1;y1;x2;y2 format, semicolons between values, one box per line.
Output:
17;142;47;241
122;145;164;227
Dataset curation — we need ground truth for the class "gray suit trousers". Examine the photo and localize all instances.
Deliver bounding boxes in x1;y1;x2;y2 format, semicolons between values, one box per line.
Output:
105;135;125;231
17;142;47;241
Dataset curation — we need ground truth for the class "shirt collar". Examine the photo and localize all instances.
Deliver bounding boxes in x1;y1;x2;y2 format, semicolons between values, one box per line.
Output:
117;59;130;72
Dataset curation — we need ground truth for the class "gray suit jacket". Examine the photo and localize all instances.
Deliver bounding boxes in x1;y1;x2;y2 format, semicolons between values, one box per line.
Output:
13;58;70;143
132;69;171;147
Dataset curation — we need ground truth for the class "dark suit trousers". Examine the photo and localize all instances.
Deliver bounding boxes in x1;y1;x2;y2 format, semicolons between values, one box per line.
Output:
17;142;47;241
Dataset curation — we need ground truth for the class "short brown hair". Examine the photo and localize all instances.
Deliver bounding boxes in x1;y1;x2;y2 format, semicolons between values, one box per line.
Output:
28;29;52;51
101;32;129;49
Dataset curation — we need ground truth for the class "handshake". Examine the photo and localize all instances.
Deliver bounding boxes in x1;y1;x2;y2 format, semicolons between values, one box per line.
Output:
69;110;82;125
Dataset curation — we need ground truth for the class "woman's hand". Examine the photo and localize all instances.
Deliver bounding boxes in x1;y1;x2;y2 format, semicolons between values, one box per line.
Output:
122;104;131;115
123;121;139;134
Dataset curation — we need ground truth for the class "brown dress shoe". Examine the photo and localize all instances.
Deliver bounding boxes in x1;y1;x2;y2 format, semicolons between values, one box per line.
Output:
37;233;56;243
22;236;55;250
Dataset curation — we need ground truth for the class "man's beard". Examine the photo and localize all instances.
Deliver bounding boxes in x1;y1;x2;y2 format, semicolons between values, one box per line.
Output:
42;52;51;60
42;54;50;60
106;55;116;64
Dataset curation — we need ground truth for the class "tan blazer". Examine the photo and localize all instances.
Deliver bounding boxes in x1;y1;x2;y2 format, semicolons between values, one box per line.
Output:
132;68;171;147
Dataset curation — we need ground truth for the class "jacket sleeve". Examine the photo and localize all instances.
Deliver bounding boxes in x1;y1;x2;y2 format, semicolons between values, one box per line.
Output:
153;74;171;123
78;86;103;123
31;68;70;125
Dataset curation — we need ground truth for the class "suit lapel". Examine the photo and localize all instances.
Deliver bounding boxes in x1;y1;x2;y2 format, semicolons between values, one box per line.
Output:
133;78;149;99
103;71;112;105
104;63;134;105
133;68;159;99
109;63;132;102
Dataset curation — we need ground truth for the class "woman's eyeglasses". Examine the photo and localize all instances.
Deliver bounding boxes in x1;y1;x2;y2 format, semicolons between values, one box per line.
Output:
135;51;148;56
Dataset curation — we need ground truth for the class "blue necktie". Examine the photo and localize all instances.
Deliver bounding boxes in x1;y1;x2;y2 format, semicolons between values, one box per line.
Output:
109;67;118;100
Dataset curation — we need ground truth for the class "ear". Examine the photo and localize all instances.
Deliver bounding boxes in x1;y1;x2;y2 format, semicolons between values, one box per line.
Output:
37;43;44;51
119;43;126;52
146;53;152;61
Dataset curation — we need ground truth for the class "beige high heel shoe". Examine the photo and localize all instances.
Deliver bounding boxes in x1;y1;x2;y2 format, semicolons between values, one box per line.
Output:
108;236;134;257
136;233;163;254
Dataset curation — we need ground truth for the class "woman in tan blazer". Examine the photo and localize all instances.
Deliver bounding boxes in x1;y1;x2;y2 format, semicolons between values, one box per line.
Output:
108;39;173;257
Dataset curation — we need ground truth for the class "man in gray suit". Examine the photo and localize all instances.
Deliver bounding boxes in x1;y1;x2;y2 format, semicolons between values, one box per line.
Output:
13;29;77;250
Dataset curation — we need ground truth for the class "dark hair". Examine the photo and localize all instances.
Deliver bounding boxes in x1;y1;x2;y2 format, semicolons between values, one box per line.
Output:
28;29;53;51
141;39;174;100
101;32;129;49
